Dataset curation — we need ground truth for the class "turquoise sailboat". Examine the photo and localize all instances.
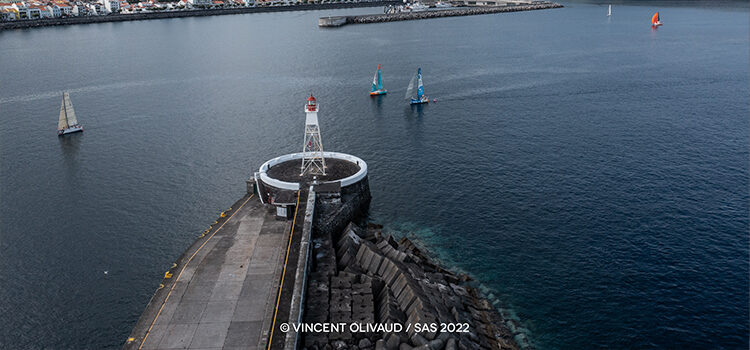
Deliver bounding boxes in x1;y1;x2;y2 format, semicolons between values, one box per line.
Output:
407;67;429;105
370;64;387;96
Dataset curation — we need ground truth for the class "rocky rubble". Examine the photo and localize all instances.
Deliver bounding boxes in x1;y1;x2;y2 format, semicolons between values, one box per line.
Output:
302;223;522;350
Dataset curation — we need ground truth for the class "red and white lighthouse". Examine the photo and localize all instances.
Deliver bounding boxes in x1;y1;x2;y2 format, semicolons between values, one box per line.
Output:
300;94;326;176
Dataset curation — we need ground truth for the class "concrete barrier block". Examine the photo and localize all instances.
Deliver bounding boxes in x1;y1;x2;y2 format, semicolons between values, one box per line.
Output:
426;338;444;350
331;276;353;289
397;287;418;312
367;253;384;275
377;258;391;277
330;301;352;313
445;337;456;350
381;260;400;283
355;244;368;265
329;331;353;341
409;333;428;346
359;246;376;270
385;333;400;350
304;333;328;348
330;311;352;323
391;273;409;299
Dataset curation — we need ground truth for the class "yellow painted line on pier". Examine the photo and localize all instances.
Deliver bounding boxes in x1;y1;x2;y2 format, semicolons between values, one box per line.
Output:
267;189;302;350
137;195;253;350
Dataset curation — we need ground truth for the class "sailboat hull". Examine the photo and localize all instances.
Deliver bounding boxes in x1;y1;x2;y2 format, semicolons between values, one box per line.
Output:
58;125;83;136
410;97;429;105
370;90;387;96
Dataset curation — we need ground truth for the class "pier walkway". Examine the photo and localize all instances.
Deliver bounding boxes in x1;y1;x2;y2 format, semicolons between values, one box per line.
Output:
124;192;303;350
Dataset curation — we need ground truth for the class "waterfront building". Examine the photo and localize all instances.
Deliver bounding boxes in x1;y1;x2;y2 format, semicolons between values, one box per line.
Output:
53;1;72;15
1;6;19;20
11;3;30;19
71;3;89;16
46;4;61;17
39;5;51;18
99;0;119;13
30;5;46;18
87;3;101;14
187;0;210;7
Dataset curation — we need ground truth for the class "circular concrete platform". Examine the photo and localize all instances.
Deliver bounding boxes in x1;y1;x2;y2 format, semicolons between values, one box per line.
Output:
266;158;359;183
259;152;368;191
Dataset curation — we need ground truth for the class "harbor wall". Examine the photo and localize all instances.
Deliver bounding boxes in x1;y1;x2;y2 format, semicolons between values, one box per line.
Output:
319;2;562;27
314;176;371;236
0;1;398;31
285;187;317;350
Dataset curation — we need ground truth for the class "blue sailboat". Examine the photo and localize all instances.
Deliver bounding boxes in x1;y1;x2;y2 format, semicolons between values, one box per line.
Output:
407;67;429;105
370;64;387;96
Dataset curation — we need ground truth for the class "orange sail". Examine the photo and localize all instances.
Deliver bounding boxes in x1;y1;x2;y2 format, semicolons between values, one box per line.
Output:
652;12;660;24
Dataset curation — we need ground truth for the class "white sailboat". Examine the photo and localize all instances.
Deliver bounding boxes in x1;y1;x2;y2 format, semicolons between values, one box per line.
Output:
607;4;611;16
407;67;429;105
57;92;83;136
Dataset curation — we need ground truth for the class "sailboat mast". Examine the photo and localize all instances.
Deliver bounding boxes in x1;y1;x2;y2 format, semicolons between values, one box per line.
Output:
63;93;69;126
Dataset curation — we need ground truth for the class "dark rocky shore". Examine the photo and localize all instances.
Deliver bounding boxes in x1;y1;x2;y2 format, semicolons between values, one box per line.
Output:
302;220;522;350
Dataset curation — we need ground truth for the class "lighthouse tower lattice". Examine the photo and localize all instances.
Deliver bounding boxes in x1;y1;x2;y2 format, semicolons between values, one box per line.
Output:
300;94;326;176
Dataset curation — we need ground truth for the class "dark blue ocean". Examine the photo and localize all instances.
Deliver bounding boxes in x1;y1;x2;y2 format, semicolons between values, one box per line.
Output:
0;1;747;348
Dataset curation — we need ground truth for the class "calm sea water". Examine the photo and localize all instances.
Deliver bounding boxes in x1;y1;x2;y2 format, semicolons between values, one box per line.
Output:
0;1;747;349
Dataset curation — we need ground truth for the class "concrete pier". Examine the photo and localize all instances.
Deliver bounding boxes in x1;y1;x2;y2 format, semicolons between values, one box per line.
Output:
319;16;347;27
124;193;305;350
319;2;562;27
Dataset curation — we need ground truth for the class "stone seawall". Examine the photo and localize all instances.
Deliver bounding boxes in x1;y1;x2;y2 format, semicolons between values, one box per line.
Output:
314;177;372;236
0;1;398;31
302;221;523;350
320;2;562;27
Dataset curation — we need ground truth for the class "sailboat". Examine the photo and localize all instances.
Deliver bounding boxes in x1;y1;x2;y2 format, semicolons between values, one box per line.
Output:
370;64;387;96
57;91;83;136
407;67;429;105
607;4;611;17
651;12;662;26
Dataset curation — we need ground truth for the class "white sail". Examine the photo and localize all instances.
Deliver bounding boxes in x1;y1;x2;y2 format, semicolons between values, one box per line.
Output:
63;92;78;126
607;4;611;16
58;94;68;130
405;73;416;99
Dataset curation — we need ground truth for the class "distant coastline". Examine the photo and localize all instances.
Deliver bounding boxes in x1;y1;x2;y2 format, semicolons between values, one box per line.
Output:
0;1;398;30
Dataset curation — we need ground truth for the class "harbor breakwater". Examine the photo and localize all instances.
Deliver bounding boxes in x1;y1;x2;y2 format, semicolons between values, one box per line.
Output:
252;152;526;349
124;166;526;349
0;1;398;30
319;2;562;27
300;219;524;350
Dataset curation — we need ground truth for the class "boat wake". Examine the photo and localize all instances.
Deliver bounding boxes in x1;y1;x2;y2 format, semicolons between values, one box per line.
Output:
436;79;557;101
0;75;228;105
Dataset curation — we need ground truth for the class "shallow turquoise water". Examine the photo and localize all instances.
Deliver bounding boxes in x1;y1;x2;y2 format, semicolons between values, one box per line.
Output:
0;1;748;348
